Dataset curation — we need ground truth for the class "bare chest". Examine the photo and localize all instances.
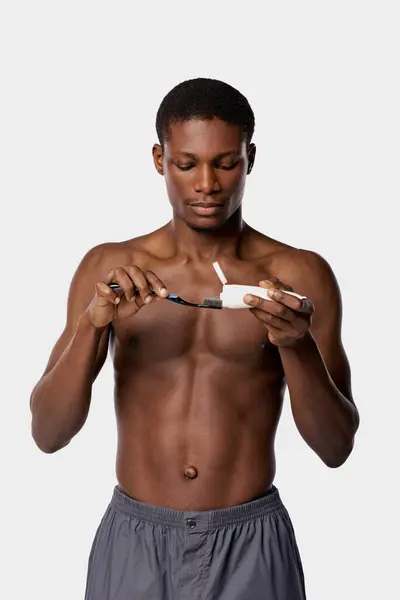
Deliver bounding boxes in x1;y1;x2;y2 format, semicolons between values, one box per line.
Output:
112;300;281;370
110;258;282;367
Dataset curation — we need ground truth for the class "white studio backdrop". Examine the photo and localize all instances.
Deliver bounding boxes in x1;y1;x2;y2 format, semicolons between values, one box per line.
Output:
1;1;399;599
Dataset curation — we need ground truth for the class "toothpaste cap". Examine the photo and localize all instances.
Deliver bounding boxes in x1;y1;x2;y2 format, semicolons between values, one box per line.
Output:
212;261;228;285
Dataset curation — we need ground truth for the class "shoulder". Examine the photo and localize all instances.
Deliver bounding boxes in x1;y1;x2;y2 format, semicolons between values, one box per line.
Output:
247;229;339;299
72;236;156;286
268;247;341;310
275;248;335;284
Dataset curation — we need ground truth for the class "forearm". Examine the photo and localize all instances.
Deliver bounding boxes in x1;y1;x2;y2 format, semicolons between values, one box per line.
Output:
279;332;359;467
30;312;106;453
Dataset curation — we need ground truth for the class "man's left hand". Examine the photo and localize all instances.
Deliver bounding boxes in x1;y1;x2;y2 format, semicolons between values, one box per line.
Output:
244;277;315;347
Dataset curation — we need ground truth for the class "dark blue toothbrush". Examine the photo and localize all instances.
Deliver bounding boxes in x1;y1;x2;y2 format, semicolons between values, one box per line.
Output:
109;283;221;309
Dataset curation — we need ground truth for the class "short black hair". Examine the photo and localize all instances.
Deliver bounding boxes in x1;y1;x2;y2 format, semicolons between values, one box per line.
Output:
156;78;255;149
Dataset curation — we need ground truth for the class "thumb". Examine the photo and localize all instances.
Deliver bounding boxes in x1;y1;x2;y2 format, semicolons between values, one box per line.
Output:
259;279;275;289
95;281;121;306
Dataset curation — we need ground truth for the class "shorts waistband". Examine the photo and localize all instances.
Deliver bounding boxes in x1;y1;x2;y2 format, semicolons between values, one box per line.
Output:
110;485;285;531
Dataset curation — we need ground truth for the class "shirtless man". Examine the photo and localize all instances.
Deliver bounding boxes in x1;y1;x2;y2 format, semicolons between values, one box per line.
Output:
30;78;359;600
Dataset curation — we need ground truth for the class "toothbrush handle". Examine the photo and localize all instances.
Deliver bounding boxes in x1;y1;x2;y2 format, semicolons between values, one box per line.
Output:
109;283;156;294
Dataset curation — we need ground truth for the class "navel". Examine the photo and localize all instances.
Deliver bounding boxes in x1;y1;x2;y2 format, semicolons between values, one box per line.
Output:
183;465;198;479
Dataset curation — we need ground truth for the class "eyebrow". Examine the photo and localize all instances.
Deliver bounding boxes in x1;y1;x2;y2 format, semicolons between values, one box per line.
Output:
177;150;240;160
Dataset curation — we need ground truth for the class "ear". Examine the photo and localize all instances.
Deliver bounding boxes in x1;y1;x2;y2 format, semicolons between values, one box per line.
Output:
152;144;164;175
247;143;256;175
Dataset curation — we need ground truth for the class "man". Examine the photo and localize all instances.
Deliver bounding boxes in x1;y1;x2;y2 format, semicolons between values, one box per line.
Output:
30;78;359;599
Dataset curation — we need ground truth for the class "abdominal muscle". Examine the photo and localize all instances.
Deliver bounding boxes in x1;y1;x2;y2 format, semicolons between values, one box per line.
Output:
114;355;285;511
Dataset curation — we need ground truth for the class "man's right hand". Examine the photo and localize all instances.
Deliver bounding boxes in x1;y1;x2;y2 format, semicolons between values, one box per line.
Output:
85;265;169;328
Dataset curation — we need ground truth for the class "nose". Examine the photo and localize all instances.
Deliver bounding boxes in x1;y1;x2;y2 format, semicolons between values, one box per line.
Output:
193;164;221;195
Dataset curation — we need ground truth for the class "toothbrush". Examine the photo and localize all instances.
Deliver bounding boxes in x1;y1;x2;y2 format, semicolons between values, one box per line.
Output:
108;283;218;309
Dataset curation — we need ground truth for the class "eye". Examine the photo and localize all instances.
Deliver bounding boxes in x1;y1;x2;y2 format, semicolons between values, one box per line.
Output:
216;163;238;171
175;163;194;171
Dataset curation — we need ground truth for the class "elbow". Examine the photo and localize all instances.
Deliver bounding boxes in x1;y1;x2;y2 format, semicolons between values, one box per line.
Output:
31;419;70;454
35;442;59;454
321;437;356;469
323;455;349;469
323;405;360;469
31;429;61;454
32;434;70;454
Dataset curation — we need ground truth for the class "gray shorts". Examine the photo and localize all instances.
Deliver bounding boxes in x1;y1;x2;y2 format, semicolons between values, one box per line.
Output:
84;485;306;599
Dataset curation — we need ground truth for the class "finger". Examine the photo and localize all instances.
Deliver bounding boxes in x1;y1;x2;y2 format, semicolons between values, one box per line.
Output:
265;288;304;312
143;270;169;298
259;278;293;292
122;265;155;305
95;281;120;306
250;308;288;330
265;324;281;346
244;294;295;323
298;297;315;315
107;267;136;303
260;281;313;315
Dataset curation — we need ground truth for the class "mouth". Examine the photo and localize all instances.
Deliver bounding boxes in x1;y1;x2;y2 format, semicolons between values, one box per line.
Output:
189;202;224;216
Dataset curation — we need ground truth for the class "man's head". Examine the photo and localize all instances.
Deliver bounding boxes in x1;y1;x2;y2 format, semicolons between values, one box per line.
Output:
153;78;256;231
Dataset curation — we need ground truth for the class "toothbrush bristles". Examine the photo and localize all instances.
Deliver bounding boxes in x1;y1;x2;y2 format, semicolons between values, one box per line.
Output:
203;297;223;309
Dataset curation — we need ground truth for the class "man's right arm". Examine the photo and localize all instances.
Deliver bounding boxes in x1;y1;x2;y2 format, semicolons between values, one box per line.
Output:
30;245;170;454
29;245;111;453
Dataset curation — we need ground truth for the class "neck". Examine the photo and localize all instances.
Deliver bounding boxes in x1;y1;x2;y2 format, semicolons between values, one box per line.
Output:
167;206;248;261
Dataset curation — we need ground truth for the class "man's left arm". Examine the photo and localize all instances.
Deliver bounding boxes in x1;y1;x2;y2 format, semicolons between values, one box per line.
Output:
245;251;360;467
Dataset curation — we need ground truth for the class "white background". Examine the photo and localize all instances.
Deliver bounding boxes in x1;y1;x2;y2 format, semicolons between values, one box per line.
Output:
1;1;399;598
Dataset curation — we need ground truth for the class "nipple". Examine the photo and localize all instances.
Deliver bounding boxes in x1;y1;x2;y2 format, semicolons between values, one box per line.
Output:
183;465;198;479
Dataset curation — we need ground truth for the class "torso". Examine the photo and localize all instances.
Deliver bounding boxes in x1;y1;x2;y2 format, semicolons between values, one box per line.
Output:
105;225;297;510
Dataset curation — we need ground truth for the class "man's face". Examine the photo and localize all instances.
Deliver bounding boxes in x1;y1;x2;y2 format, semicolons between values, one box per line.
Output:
153;118;255;230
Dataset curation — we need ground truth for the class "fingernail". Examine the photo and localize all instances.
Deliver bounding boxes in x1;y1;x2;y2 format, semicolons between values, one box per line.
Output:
268;289;283;300
160;288;168;297
145;295;153;304
244;294;253;304
115;297;120;304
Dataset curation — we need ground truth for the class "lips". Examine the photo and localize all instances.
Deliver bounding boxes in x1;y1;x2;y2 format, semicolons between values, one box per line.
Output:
189;202;224;216
189;202;223;207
